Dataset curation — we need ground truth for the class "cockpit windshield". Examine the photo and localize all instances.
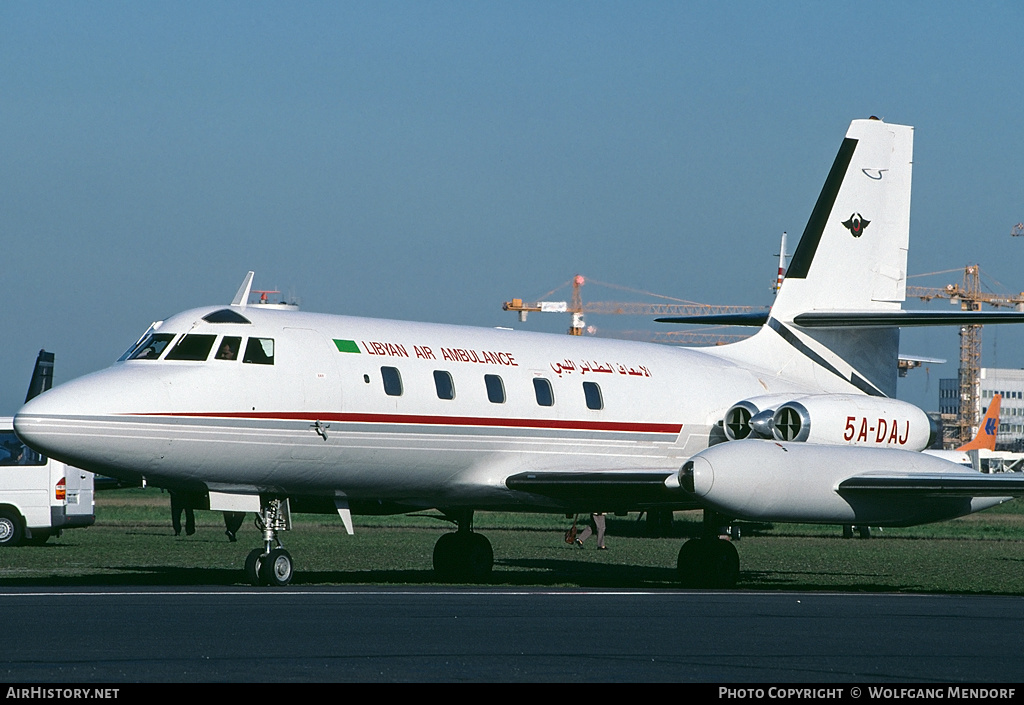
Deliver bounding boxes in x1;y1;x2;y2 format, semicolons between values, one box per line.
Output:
120;332;273;365
165;334;217;361
127;333;177;360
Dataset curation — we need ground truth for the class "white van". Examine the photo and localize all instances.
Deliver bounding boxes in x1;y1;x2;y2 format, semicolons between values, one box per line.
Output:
0;416;95;545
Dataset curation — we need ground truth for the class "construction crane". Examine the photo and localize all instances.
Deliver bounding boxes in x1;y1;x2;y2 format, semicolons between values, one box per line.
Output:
503;274;767;336
907;265;1024;446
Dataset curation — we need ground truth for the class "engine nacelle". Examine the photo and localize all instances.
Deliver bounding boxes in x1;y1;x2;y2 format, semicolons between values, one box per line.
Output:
770;394;937;451
680;440;999;525
722;394;806;441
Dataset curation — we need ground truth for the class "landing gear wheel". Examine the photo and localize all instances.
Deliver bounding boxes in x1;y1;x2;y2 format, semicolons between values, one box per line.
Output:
433;532;493;582
677;538;739;589
432;532;460;579
0;509;24;547
260;548;294;587
244;548;265;586
465;532;494;581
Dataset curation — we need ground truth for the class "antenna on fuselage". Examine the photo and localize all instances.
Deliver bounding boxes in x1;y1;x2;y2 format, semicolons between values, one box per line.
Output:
773;232;788;295
232;271;255;308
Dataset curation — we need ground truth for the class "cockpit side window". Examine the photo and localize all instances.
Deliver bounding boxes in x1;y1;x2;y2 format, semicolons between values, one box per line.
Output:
165;334;217;361
215;336;242;361
128;333;177;360
243;337;275;365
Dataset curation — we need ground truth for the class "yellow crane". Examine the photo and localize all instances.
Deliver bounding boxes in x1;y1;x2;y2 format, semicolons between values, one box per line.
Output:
907;265;1024;446
503;274;766;336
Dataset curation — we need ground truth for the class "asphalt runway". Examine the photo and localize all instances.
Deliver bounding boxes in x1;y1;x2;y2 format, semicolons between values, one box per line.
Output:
2;588;1023;683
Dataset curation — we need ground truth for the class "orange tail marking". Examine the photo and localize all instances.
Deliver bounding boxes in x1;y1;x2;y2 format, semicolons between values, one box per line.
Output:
957;393;1001;451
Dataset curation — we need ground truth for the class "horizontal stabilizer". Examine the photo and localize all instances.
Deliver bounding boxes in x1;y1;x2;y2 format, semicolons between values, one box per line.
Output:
793;310;1024;328
839;471;1024;496
657;310;1024;329
899;354;946;365
655;312;770;327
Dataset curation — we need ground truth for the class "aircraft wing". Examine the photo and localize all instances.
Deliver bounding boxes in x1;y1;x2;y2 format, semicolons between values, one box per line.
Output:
838;471;1024;496
505;470;699;510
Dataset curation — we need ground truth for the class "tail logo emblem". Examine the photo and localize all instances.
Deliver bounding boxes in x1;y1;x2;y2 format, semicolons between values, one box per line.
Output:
842;213;871;238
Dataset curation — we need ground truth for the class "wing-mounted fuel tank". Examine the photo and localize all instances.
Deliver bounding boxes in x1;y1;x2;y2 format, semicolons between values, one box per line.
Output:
723;394;938;451
680;440;1007;526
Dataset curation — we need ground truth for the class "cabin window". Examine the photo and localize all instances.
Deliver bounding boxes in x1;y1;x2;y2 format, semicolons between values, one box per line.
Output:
381;366;403;396
243;338;275;365
128;333;177;360
583;381;603;410
434;370;455;400
533;378;554;407
165;334;217;361
215;336;242;361
0;431;45;466
484;374;505;404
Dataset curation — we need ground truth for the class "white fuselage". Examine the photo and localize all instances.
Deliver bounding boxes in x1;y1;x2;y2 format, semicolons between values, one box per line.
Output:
14;304;826;512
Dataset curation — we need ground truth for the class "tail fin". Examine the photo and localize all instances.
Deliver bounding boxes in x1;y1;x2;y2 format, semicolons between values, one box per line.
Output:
24;349;55;403
958;394;1000;451
770;118;912;321
704;118;913;398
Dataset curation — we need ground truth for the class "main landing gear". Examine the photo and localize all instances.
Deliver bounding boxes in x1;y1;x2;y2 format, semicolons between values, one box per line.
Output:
676;510;740;589
432;509;493;582
244;498;294;587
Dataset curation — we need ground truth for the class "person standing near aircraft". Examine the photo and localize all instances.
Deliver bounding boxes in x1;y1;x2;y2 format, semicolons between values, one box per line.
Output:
575;512;607;549
169;490;196;537
224;511;245;542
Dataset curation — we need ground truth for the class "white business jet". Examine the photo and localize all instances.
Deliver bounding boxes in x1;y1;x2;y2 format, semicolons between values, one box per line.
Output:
16;118;1024;588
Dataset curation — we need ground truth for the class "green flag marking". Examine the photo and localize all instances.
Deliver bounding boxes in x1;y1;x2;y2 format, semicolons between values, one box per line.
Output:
334;339;360;353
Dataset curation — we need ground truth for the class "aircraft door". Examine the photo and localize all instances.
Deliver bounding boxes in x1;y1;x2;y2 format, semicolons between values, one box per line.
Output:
282;328;340;414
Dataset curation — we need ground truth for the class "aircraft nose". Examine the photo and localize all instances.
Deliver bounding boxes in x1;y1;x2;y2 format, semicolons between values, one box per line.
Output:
14;367;169;476
15;380;96;464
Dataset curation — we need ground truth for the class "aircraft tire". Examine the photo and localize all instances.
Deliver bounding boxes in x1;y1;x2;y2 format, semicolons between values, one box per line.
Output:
433;532;493;582
0;509;24;547
432;532;461;580
260;548;294;587
464;532;494;581
244;548;265;586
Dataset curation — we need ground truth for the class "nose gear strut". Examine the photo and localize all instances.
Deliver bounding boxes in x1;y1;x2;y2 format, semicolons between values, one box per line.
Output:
244;497;294;587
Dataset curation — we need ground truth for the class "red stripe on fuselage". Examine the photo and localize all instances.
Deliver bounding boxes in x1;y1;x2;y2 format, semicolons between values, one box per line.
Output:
126;411;682;435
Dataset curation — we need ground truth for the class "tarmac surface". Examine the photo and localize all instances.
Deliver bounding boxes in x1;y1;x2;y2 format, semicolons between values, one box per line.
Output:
2;586;1023;683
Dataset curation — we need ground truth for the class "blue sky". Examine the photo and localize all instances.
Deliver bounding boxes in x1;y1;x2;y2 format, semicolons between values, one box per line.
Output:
2;1;1023;415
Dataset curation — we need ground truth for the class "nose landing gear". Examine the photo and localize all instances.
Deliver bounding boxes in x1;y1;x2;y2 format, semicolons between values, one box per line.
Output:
244;498;294;587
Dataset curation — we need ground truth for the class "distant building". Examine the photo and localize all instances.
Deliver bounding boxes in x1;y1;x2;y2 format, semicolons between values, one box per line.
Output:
939;368;1024;450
